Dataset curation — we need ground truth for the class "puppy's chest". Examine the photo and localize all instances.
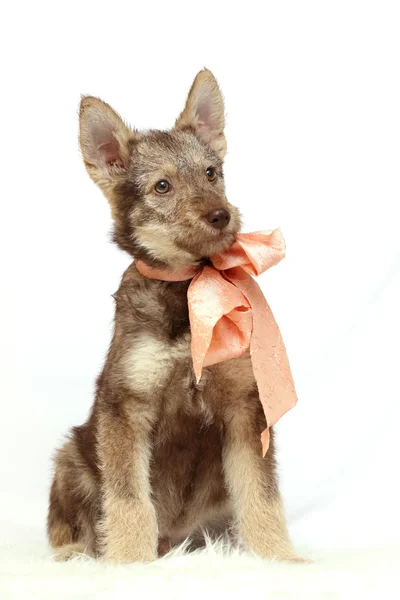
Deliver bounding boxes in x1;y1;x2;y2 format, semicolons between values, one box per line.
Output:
123;330;255;405
123;331;191;390
121;280;256;411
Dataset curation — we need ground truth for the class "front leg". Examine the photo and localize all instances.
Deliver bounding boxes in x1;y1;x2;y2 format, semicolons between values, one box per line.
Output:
222;406;299;561
97;399;158;563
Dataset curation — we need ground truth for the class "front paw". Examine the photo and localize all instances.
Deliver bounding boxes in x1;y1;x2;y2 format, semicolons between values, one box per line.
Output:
102;500;158;563
104;544;157;563
243;533;311;564
278;554;313;564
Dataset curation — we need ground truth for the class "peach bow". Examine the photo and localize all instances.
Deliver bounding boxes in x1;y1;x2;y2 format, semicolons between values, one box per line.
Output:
135;229;298;456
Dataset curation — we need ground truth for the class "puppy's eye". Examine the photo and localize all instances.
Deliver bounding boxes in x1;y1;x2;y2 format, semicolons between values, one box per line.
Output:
155;180;170;194
206;167;217;182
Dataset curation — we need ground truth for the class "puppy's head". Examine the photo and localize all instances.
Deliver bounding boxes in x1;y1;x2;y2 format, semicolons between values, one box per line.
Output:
79;69;241;268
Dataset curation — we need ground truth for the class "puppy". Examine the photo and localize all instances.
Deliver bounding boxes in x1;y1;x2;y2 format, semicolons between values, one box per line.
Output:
47;69;299;563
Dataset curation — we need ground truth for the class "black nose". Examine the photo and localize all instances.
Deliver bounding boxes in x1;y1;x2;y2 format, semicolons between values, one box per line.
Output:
205;208;231;230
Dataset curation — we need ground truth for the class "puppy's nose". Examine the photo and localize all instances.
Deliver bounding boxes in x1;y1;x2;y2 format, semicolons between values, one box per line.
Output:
205;208;231;230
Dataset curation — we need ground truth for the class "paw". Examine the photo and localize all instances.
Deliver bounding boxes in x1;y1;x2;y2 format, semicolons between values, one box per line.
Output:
101;500;158;563
52;543;89;562
279;554;313;564
102;521;157;563
103;544;157;563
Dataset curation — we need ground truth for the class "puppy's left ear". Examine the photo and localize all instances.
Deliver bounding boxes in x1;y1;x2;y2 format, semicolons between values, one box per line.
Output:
175;69;226;159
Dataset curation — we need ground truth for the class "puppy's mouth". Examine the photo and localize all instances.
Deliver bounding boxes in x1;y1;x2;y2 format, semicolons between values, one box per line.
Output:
189;230;237;262
180;208;241;261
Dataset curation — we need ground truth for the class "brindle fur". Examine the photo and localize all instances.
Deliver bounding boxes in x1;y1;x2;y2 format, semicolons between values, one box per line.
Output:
48;69;300;562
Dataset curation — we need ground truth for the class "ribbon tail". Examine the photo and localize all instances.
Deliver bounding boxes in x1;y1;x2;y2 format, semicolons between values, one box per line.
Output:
228;271;298;457
188;266;252;383
260;427;270;458
261;427;270;458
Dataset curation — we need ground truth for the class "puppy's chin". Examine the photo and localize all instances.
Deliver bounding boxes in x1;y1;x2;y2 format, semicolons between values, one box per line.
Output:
196;232;236;259
134;222;239;270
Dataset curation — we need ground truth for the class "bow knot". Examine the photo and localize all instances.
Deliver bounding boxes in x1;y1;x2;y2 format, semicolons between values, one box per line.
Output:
136;229;298;456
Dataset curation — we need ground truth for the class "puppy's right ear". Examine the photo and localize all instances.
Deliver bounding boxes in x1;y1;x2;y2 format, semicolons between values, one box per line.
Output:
79;96;135;194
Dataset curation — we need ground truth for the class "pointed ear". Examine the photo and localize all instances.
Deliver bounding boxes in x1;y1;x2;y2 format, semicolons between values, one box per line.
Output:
79;96;135;193
175;69;226;159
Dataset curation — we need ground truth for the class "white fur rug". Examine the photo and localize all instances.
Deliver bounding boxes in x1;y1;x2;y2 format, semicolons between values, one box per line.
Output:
1;527;399;600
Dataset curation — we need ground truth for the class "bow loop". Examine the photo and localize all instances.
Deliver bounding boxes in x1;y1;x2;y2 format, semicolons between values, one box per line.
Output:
211;229;287;276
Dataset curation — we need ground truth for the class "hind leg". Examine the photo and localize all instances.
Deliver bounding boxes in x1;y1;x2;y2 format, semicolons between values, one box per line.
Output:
48;438;99;561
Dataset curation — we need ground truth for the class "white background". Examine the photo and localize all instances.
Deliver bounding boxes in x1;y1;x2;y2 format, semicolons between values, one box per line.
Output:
1;0;399;555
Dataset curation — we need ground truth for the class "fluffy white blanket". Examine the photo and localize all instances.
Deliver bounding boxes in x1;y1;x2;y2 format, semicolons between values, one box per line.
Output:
1;527;399;600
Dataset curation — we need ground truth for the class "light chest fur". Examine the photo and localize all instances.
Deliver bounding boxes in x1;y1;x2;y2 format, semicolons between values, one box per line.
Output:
123;333;192;395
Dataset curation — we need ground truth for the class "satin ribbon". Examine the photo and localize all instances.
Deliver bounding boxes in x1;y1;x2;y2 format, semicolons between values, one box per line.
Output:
136;229;298;456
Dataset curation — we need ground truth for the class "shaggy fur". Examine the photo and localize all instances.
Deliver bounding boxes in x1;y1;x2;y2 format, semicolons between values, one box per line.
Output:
3;530;399;600
47;69;300;563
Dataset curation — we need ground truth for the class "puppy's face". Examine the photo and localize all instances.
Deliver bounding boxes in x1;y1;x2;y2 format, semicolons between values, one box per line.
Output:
79;70;241;267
